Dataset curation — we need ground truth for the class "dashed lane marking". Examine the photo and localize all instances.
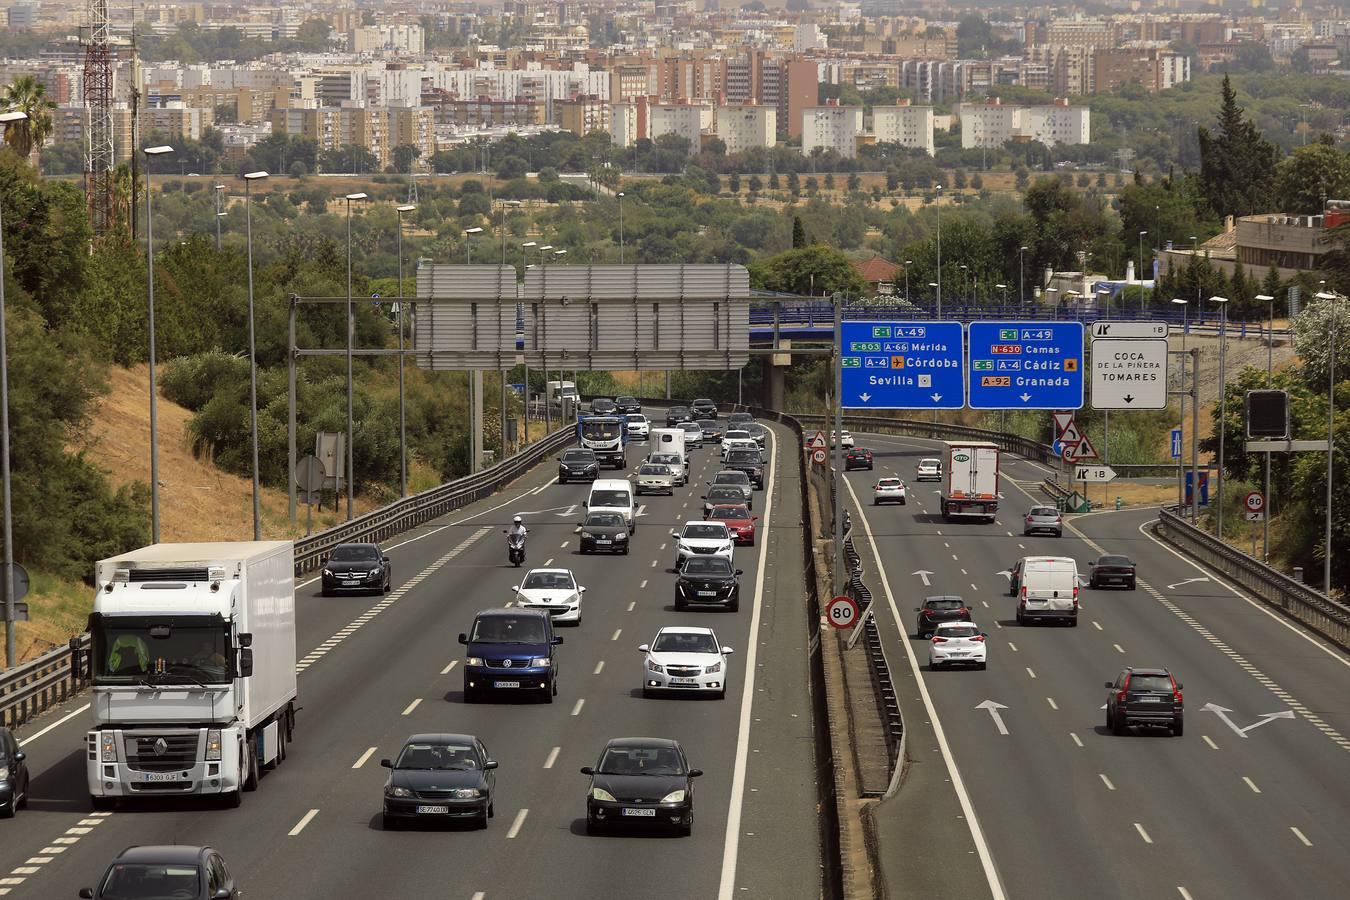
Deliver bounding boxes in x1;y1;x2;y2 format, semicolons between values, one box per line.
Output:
593;661;605;675
506;809;529;839
1203;736;1220;750
1099;774;1116;791
571;699;585;716
289;809;320;837
1070;733;1084;748
1046;697;1058;710
441;661;458;675
1243;776;1261;794
401;699;422;716
543;747;560;769
1135;823;1153;844
0;811;111;893
352;747;378;769
1291;827;1313;847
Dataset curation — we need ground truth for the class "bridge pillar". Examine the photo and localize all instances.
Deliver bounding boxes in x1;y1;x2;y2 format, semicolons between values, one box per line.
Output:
765;364;786;411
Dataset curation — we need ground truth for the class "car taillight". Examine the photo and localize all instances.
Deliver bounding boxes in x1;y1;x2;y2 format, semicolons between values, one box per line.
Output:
1171;677;1183;703
922;610;935;618
1116;689;1128;703
957;607;968;616
970;635;985;642
931;636;947;643
1019;586;1027;605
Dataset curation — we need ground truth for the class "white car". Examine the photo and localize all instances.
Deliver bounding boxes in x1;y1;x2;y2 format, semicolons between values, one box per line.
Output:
721;430;752;455
916;458;942;481
721;438;760;461
873;477;907;505
625;413;649;439
928;621;987;670
640;626;734;699
512;568;586;625
831;430;855;449
670;521;735;567
646;452;688;485
633;463;676;495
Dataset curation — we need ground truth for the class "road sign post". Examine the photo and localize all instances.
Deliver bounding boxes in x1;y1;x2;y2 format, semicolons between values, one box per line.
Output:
967;322;1085;409
839;321;964;409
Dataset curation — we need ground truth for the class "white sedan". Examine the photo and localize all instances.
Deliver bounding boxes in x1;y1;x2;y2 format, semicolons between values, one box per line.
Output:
640;626;734;698
830;430;855;449
928;622;987;670
916;458;942;481
625;413;649;439
511;568;586;625
873;477;907;505
670;521;735;567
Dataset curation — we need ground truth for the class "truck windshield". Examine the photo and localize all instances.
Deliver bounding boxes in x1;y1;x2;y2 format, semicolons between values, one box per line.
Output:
92;619;231;685
582;420;621;440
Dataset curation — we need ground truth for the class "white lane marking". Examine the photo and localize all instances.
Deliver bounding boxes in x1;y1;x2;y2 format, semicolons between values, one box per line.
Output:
717;426;779;900
543;747;560;769
611;629;622;641
1135;823;1153;844
840;471;1008;900
442;661;459;675
289;809;320;836
543;558;554;566
1291;827;1313;846
571;698;585;716
1070;732;1084;748
1178;888;1195;900
1113;643;1125;654
627;601;636;612
1202;736;1220;750
472;892;487;900
19;703;91;747
1025;667;1036;679
352;747;378;769
1099;774;1116;791
1046;697;1058;710
639;579;648;589
660;543;667;551
1243;776;1261;794
401;699;422;716
1007;642;1018;653
593;660;605;675
560;541;569;549
506;809;529;839
650;560;657;568
1093;621;1103;631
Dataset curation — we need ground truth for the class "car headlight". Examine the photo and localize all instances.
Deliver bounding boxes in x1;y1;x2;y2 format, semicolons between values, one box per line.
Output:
466;657;485;666
705;662;722;674
647;659;665;673
386;785;413;798
722;543;733;553
678;542;691;552
322;568;333;577
581;531;596;539
205;728;222;761
660;789;686;803
452;788;481;799
530;657;551;667
101;732;116;762
590;787;616;802
616;532;628;540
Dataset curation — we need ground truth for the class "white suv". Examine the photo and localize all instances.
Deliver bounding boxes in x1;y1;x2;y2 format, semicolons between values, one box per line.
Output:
639;626;734;698
670;521;735;567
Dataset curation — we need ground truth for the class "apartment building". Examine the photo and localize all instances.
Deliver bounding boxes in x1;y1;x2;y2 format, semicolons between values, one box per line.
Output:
1092;46;1191;93
611;98;648;148
959;98;1090;149
649;102;713;153
960;100;1019;149
141;102;214;142
555;95;610;136
802;103;864;159
270;103;426;169
422;92;546;128
714;103;776;153
871;103;935;155
54;104;135;164
351;24;426;55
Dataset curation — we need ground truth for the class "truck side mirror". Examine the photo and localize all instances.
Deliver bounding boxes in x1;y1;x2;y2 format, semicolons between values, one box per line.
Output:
238;633;253;648
238;649;254;678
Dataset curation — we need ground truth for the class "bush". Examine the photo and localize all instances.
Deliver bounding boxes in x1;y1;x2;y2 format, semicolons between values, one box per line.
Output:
161;351;251;411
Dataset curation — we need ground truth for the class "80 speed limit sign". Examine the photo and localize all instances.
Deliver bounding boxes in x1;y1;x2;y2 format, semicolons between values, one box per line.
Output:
826;595;859;629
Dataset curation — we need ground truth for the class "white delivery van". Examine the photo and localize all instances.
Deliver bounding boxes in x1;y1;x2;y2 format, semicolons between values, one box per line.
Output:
1013;556;1081;626
649;428;688;471
586;478;637;530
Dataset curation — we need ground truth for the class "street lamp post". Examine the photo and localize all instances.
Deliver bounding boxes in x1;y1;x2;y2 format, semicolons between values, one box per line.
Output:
1315;290;1341;594
617;192;625;264
554;249;568;262
903;260;912;303
934;184;943;318
959;264;969;304
1045;287;1058;318
1255;293;1275;561
1018;246;1028;310
1212;295;1230;539
243;171;269;540
1138;231;1147;311
464;226;483;264
0;110;26;667
1172;297;1189;514
521;241;536;276
996;283;1008;305
539;244;553;266
214;184;225;249
343;192;368;521
396;203;417;499
144;145;174;544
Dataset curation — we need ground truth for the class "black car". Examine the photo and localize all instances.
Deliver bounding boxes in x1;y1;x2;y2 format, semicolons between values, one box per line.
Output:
558;448;600;483
703;484;750;516
845;447;874;470
81;845;236;900
723;449;765;489
615;396;642;414
581;738;701;836
1090;555;1137;590
321;543;392;596
590;398;617;415
577;512;630;554
675;556;742;612
1106;667;1183;736
746;422;768;447
0;726;29;818
914;596;972;639
691;398;718;419
727;411;754;429
665;406;693;426
381;733;497;829
696;418;723;442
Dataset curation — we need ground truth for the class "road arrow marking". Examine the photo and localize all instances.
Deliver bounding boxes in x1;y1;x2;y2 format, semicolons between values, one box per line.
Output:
995;569;1012;580
859;392;872;403
553;504;578;517
913;570;934;586
976;700;1009;735
516;505;577;516
635;504;648;518
1167;577;1210;590
1202;703;1297;738
1019;393;1032;402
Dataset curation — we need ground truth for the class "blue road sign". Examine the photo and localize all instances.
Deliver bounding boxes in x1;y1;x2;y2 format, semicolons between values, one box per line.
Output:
839;321;964;409
1170;428;1182;459
1185;471;1209;506
967;322;1085;410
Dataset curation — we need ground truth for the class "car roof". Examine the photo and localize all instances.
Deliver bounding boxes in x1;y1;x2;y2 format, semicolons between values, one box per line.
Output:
523;568;573;577
1125;667;1170;677
877;477;902;483
684;520;727;528
604;737;682;750
335;541;380;550
474;607;550;620
114;846;209;864
924;595;964;603
404;733;479;745
934;621;978;630
657;625;715;636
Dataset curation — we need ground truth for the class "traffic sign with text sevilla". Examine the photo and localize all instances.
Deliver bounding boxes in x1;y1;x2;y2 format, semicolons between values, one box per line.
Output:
839;321;964;409
967;322;1085;409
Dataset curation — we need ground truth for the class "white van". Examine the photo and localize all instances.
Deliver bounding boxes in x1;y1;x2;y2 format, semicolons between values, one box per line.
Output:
1012;556;1082;626
586;479;637;531
648;428;688;472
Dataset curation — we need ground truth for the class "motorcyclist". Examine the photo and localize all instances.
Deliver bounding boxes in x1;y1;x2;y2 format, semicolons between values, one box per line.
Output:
508;516;528;542
507;516;528;565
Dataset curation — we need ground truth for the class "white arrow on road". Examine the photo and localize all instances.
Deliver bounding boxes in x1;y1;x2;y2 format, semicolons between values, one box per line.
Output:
552;504;578;517
515;505;577;516
1166;577;1210;590
995;569;1012;580
635;504;648;518
931;393;942;403
976;700;1010;735
913;570;934;586
859;392;872;403
1019;393;1032;402
1202;703;1297;738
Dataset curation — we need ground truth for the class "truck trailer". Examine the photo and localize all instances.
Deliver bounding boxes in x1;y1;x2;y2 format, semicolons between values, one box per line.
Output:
86;542;298;808
940;441;1001;522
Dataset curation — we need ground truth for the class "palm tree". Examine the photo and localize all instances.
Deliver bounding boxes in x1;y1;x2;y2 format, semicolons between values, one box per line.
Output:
2;75;57;163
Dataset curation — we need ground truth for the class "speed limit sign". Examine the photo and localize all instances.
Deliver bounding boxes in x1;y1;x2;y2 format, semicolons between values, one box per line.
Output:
1244;491;1265;521
812;447;828;465
826;595;859;629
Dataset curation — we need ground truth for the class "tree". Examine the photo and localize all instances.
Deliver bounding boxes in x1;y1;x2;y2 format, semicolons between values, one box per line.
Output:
747;175;762;193
847;172;861;192
495;155;528;180
952;168;967;189
769;171;780;190
971;174;983;190
792;215;808;249
1197;75;1279;218
786;171;800;197
391;144;422;175
1;75;56;162
886;168;899;191
729;172;741;193
747;245;867;297
1274;143;1350;215
823;172;835;190
1261;265;1283;308
1014;167;1029;191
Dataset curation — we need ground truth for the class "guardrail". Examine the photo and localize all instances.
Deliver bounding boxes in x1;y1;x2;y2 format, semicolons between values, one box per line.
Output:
1154;506;1350;651
0;636;92;729
792;412;1058;464
842;534;903;793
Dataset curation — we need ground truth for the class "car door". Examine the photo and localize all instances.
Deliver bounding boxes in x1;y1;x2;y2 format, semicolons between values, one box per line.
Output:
478;739;496;796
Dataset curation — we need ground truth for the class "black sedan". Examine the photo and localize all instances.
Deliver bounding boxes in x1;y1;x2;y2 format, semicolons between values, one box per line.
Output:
914;595;972;639
691;398;719;418
615;396;642;414
382;733;497;829
844;447;874;470
665;406;693;426
582;738;701;836
590;398;617;415
0;726;28;818
696;418;723;442
675;556;742;612
558;448;600;483
1090;555;1137;590
81;845;237;899
321;543;391;596
577;512;630;554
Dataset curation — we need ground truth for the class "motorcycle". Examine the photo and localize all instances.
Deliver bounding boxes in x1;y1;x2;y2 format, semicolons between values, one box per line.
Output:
505;529;526;567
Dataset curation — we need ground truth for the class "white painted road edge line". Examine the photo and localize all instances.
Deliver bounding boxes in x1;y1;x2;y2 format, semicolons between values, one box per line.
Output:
352;747;377;769
543;747;560;769
288;809;319;837
506;809;529;839
19;703;91;747
840;472;1008;900
716;426;778;900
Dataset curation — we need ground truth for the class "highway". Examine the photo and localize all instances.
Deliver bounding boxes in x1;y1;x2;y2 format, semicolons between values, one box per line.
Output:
842;431;1350;900
1;417;823;899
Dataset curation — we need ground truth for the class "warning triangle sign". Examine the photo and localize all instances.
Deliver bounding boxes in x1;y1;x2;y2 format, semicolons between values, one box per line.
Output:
1059;422;1083;449
809;430;828;449
1052;412;1076;440
1065;434;1099;462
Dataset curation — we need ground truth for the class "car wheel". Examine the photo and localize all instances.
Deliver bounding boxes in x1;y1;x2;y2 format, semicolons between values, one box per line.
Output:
543;682;554;704
642;686;653;698
977;662;987;671
873;499;879;506
489;802;495;818
1055;530;1062;538
1172;718;1184;737
677;811;693;837
1015;610;1024;625
320;586;330;598
1090;577;1097;589
716;688;726;700
383;814;399;830
900;498;906;505
1113;714;1129;736
675;596;686;611
464;687;477;704
1106;707;1114;729
476;809;490;829
1129;580;1137;591
1069;617;1078;627
728;598;740;613
586;820;601;836
622;546;630;555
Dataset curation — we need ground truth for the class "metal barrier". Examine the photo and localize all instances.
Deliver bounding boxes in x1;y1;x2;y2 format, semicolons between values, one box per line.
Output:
792;412;1057;464
0;636;92;729
1155;507;1350;651
843;535;904;792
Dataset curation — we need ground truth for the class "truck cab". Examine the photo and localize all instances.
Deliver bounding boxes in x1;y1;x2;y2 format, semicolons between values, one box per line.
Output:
577;415;627;469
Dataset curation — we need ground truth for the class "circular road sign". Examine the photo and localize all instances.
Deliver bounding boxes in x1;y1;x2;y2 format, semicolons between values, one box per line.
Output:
826;595;859;629
812;447;828;465
1244;491;1266;513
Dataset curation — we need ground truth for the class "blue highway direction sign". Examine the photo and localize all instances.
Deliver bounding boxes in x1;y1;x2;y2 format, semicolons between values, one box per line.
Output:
840;321;964;409
967;322;1085;410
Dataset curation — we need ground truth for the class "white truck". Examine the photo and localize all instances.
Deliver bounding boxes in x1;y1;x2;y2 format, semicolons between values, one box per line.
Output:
547;380;579;403
86;542;297;809
940;441;1000;522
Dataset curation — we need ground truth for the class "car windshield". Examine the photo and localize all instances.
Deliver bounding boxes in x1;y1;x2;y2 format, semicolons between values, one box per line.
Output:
926;598;964;610
650;454;680;465
98;863;202;899
1099;556;1132;566
697;419;716;428
683;557;733;576
469;615;548;643
921;459;940;467
708;487;742;501
582;420;621;440
93;619;231;685
940;625;979;638
597;746;685;776
585;513;624;527
669;407;689;416
1128;674;1174;692
727;451;759;464
639;465;669;476
653;632;719;654
591;490;629;506
1029;508;1058;517
709;506;749;520
330;544;380;562
395;742;482;770
562;450;594;462
522;572;574;591
878;479;902;488
725;431;750;441
683;524;727;539
680;423;701;433
617;397;637;405
626;415;646;424
715;472;749;485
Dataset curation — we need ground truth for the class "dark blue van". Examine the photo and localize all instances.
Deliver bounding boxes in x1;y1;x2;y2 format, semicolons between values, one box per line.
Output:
459;609;562;703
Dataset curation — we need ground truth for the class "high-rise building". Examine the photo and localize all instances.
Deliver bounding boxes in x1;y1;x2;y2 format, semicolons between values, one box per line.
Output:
871;104;935;155
802;103;863;159
555;95;610;137
715;103;776;153
649;101;713;153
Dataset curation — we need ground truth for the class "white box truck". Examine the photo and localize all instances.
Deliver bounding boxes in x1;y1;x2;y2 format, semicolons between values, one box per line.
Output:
941;441;1000;522
86;542;298;809
648;427;688;473
547;380;578;403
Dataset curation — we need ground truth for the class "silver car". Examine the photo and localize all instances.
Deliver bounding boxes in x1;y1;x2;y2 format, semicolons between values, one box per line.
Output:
916;458;942;481
709;470;753;504
647;452;688;485
1023;506;1063;537
633;463;675;496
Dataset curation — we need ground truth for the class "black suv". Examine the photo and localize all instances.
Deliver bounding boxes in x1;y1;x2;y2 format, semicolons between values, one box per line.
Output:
723;449;764;489
558;448;599;483
82;845;237;899
0;726;29;818
615;396;642;414
691;398;718;418
675;556;742;612
913;596;971;639
665;406;692;426
1089;555;1137;590
1106;667;1183;736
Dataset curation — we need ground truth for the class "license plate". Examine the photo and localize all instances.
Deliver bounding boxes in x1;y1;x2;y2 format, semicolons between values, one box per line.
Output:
698;590;718;597
416;805;449;815
596;540;611;545
342;580;360;586
622;807;656;817
494;680;521;688
948;651;968;656
670;677;698;684
1137;696;1161;702
142;772;181;783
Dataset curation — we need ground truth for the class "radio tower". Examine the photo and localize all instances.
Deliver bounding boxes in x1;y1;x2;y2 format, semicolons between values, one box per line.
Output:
83;0;115;235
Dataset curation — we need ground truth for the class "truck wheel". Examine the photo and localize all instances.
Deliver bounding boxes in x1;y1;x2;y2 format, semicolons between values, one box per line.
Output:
243;737;259;792
224;788;242;809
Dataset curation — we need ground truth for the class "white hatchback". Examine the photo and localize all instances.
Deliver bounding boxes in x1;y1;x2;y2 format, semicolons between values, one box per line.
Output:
831;430;855;449
873;477;907;505
928;621;987;670
916;458;942;481
640;626;733;698
625;414;650;439
512;568;586;625
670;521;735;567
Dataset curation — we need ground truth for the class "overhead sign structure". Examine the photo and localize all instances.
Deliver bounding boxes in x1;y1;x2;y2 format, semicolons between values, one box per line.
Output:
1091;337;1168;409
839;321;964;409
826;595;859;629
1074;464;1116;482
967;322;1085;409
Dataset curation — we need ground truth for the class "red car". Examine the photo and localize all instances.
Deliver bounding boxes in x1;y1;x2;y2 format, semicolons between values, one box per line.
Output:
708;504;759;545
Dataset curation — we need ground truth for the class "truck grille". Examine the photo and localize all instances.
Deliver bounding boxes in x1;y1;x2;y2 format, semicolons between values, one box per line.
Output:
126;733;200;772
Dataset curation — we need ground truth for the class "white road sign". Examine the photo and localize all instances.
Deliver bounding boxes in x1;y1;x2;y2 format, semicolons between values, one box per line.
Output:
1090;321;1168;339
809;430;828;449
1058;421;1083;448
1063;433;1099;463
1091;338;1168;409
826;595;859;629
1052;412;1076;439
1244;491;1266;513
1245;511;1265;521
1074;465;1116;482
